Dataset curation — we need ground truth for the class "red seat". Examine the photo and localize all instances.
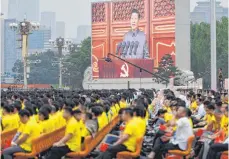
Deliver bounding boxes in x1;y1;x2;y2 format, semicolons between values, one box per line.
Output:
220;151;228;159
166;135;195;159
1;129;17;150
116;137;144;159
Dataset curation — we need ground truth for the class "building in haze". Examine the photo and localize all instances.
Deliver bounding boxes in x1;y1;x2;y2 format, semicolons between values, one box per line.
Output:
4;19;21;76
56;21;65;38
41;12;56;39
191;0;228;23
8;0;39;21
28;26;51;53
76;25;91;43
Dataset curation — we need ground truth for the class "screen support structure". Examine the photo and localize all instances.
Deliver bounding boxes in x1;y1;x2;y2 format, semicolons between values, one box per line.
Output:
106;53;169;87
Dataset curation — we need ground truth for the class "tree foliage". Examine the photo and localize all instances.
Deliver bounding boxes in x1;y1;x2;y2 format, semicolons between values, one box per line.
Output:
12;50;59;84
12;37;91;88
191;17;228;88
155;54;181;84
63;37;91;88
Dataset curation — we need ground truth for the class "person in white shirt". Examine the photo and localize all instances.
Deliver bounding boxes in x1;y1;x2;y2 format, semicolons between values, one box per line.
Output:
195;98;206;119
148;106;194;159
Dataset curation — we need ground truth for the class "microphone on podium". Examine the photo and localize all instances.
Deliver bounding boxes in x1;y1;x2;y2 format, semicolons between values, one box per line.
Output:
129;41;135;55
133;41;139;55
124;41;130;55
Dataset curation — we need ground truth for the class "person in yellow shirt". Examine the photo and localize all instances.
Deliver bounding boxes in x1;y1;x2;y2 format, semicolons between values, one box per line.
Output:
220;106;228;134
91;106;107;131
132;107;146;135
206;106;228;141
190;95;198;113
46;107;81;159
2;109;41;159
38;109;54;134
120;95;127;108
109;99;118;119
2;105;18;132
73;109;87;143
204;104;217;132
12;102;22;127
96;108;142;159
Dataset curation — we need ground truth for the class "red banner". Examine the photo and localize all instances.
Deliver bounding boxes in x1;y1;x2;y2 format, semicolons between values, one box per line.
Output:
98;59;154;78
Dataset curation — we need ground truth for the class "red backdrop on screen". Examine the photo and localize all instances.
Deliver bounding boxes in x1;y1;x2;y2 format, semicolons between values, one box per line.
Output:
92;0;175;79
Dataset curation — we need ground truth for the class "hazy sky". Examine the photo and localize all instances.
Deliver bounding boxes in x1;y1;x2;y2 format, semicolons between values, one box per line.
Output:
1;0;228;38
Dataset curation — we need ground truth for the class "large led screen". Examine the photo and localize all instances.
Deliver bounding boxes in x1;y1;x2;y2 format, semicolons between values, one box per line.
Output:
91;0;175;79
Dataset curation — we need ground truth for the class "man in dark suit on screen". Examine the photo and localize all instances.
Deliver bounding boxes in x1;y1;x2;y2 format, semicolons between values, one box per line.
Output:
121;9;149;59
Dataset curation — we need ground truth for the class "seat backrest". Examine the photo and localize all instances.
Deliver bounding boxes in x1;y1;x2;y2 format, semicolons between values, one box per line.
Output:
135;137;144;154
66;116;120;157
86;116;119;153
186;135;195;153
1;129;17;149
30;126;65;155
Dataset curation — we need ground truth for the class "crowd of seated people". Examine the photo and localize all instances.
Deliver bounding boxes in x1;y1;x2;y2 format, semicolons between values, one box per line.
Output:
0;88;228;159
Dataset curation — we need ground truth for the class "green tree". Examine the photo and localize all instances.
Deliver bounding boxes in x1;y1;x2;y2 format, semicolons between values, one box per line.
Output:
156;54;181;84
191;17;228;88
12;59;24;82
12;38;91;87
12;50;59;84
28;51;59;84
63;37;91;88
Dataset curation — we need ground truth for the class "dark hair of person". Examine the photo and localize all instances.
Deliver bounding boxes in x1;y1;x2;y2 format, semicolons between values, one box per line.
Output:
91;107;101;117
73;109;82;115
14;102;22;112
133;107;145;118
203;100;211;106
147;98;152;105
3;105;13;113
64;100;75;108
186;108;192;117
13;94;18;100
73;99;79;106
103;104;110;113
123;108;133;117
63;106;73;115
207;103;215;110
24;106;34;116
118;108;125;115
42;105;52;114
197;98;202;102
86;112;93;120
53;102;60;111
38;109;49;120
19;109;31;117
121;95;127;101
177;100;186;107
215;101;222;107
41;98;49;104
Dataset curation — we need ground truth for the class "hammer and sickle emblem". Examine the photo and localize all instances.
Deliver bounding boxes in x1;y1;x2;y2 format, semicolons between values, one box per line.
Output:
120;62;129;77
